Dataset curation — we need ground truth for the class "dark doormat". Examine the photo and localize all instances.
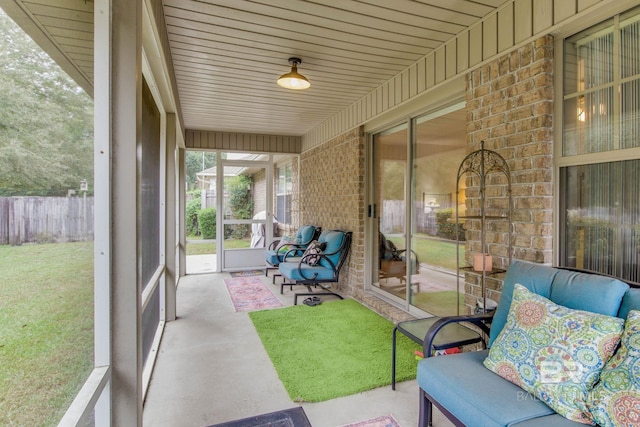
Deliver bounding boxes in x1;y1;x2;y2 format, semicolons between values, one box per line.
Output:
207;407;312;427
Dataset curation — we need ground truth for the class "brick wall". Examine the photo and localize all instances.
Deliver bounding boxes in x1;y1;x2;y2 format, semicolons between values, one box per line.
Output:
464;35;554;312
298;35;555;321
300;127;364;297
252;168;266;215
299;127;414;322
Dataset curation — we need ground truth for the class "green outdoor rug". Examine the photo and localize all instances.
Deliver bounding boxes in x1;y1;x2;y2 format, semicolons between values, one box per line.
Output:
248;299;421;402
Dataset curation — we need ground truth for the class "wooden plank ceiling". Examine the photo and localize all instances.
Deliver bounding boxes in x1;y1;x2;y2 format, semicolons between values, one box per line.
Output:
2;0;509;136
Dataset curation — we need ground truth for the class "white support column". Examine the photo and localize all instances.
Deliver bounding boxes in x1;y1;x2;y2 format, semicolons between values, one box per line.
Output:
109;0;143;424
165;113;177;321
178;147;187;278
93;0;112;425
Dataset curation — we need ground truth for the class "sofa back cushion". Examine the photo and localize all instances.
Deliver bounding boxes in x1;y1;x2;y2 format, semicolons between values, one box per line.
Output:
490;261;630;347
618;288;640;319
489;260;558;346
550;269;628;317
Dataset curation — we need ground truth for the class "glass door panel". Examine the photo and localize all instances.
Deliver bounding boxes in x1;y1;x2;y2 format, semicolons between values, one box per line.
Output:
372;123;409;301
410;106;467;316
220;154;271;270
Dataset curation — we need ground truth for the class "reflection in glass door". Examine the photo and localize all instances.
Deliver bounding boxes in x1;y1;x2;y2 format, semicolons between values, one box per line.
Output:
372;123;410;302
370;103;468;316
410;106;467;316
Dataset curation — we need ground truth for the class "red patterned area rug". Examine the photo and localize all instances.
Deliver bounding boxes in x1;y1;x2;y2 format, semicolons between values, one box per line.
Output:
340;414;401;427
224;276;283;312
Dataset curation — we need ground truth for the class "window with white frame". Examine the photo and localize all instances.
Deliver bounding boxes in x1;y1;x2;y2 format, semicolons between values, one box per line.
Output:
559;7;640;283
276;163;292;225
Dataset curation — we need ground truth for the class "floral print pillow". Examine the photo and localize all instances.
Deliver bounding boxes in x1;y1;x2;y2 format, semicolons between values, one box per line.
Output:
586;310;640;427
302;240;326;266
484;284;624;424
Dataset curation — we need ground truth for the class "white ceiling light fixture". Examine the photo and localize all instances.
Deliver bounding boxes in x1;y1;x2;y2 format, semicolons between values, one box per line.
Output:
277;57;310;90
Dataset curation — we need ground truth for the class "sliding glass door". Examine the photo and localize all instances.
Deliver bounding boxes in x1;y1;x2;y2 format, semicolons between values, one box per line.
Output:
369;103;467;315
371;123;409;301
410;106;467;315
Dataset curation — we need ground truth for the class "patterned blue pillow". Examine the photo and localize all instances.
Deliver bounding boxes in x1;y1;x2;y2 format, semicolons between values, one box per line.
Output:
484;284;624;424
586;310;640;427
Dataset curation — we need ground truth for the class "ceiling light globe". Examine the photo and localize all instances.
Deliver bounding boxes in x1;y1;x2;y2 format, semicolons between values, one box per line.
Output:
277;58;311;90
277;74;311;90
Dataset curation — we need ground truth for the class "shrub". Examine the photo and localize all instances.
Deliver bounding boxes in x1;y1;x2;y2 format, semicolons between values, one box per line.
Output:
186;197;201;236
226;175;253;239
198;207;217;239
435;209;465;241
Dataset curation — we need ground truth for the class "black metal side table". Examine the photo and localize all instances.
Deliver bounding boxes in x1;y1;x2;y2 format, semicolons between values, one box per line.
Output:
392;317;483;390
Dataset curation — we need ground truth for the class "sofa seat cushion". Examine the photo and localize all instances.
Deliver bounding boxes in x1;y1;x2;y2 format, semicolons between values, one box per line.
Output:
418;350;555;427
511;414;587;426
278;261;336;282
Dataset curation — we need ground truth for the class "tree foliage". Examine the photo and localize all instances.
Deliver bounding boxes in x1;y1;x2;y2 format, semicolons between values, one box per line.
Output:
185;151;217;191
0;10;93;196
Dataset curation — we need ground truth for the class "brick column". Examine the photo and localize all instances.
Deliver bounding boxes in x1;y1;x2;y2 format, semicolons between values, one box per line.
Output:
464;35;554;312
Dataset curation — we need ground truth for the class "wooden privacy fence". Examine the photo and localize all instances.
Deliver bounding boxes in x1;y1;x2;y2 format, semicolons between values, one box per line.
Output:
381;200;452;236
0;196;94;245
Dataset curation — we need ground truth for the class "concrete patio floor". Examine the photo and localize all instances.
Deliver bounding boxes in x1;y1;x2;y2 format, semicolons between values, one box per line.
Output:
142;270;455;427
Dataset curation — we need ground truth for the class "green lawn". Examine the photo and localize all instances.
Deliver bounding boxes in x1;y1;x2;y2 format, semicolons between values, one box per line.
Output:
387;235;464;271
186;238;251;255
0;242;94;427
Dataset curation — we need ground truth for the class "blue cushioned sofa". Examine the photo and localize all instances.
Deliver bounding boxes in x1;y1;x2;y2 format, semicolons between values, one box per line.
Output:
417;260;640;427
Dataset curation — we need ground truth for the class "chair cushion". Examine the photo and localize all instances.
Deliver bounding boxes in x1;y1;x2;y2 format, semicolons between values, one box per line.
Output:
586;310;640;427
264;249;282;266
418;350;556;427
297;225;316;245
490;260;558;347
278;261;337;282
318;230;345;270
484;284;624;424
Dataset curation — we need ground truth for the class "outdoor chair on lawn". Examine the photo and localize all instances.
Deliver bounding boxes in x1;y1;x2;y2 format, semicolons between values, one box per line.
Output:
264;225;321;281
278;230;352;305
378;232;419;284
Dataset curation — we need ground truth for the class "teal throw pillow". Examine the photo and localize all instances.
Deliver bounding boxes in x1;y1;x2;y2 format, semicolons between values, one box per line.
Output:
586;310;640;427
484;284;624;424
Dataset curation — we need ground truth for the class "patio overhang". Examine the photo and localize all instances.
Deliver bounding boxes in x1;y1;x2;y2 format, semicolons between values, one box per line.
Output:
3;0;640;426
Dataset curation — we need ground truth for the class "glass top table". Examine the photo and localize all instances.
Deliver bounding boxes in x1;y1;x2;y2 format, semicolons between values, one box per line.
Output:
392;317;483;390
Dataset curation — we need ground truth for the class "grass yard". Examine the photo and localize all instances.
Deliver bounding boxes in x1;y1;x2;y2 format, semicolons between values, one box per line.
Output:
0;241;94;427
186;238;251;255
387;235;464;271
